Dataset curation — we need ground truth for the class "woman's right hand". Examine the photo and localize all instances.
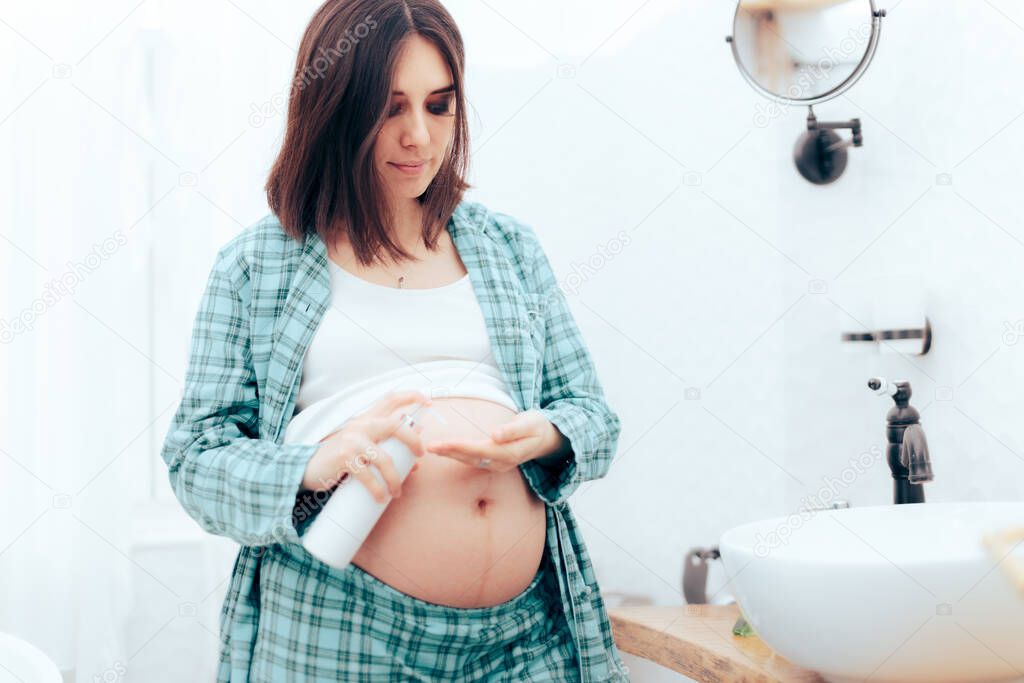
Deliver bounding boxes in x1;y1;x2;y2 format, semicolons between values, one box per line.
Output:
301;391;432;502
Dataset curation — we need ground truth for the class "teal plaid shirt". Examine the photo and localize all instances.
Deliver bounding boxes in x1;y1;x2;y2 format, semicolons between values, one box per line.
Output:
160;199;629;681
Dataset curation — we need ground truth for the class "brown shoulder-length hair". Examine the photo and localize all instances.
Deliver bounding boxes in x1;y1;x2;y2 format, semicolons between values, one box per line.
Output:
266;0;472;267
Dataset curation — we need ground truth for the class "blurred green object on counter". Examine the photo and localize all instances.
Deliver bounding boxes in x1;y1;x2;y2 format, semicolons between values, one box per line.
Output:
732;615;755;637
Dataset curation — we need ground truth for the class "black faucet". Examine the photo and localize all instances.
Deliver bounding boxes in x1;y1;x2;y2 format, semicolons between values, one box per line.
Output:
868;377;934;504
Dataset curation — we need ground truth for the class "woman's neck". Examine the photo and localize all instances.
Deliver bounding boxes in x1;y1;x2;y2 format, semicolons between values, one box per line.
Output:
330;199;436;266
388;197;425;247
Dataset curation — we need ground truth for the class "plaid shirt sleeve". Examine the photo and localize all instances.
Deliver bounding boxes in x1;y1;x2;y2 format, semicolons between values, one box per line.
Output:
512;219;623;506
160;241;318;547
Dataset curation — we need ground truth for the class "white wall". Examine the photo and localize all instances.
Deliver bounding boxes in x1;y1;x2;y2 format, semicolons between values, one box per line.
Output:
2;1;1021;682
779;1;1024;511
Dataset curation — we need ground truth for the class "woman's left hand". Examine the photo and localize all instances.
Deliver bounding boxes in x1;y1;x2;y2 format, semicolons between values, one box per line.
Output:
424;409;567;472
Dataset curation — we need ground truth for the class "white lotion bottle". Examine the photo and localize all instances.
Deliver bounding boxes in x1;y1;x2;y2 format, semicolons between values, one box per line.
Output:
300;406;445;571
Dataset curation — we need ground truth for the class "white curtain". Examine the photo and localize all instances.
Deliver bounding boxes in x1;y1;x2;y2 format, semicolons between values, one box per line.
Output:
0;3;154;678
2;3;309;679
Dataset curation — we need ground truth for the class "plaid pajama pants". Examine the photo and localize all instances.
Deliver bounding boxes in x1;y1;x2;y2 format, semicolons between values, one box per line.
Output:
249;540;580;682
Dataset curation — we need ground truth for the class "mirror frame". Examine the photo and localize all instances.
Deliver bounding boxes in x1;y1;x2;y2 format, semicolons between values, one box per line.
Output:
729;0;883;106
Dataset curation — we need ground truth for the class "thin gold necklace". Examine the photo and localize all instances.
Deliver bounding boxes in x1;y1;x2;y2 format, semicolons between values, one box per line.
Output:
333;251;408;289
378;257;409;289
339;236;424;289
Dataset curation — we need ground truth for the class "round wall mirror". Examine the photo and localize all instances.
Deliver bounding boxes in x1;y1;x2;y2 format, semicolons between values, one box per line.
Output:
730;0;883;105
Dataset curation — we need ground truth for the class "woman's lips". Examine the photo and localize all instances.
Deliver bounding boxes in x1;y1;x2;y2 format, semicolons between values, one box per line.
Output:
389;161;427;176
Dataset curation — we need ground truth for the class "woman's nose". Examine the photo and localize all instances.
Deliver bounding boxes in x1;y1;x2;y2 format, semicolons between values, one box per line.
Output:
401;110;431;147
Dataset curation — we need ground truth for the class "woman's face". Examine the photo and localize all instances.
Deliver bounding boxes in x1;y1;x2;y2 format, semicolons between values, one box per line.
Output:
374;34;457;203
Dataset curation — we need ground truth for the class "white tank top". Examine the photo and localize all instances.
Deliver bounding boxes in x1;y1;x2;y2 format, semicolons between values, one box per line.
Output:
282;256;519;445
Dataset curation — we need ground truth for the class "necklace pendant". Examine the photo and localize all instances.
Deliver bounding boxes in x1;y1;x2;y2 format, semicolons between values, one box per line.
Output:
398;275;405;289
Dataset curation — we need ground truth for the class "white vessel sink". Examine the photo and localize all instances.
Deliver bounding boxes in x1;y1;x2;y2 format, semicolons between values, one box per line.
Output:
719;501;1024;683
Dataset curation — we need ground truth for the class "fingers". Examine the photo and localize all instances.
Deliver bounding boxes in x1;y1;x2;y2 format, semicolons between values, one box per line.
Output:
364;410;426;457
311;392;433;499
430;442;503;470
389;408;427;457
344;435;394;504
492;411;543;443
492;420;525;442
370;446;404;499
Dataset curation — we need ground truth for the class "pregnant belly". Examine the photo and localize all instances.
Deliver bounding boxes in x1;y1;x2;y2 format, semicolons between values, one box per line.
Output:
349;397;548;608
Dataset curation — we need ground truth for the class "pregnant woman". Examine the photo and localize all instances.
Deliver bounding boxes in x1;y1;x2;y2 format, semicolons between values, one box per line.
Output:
160;1;627;681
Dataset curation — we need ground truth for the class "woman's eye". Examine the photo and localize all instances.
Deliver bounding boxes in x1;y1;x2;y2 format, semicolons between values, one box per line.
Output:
388;98;454;117
430;97;454;115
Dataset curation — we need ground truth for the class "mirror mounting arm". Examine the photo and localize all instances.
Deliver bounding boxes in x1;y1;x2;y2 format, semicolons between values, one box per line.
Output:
807;106;863;152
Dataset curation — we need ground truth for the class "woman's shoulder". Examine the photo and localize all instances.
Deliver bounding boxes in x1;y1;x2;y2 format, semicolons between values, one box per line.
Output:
459;198;543;265
211;213;305;278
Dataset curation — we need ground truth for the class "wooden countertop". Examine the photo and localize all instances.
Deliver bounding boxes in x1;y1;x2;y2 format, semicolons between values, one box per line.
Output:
608;603;825;683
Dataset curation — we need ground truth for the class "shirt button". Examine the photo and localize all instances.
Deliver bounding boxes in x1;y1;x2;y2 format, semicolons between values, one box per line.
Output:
579;585;592;598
